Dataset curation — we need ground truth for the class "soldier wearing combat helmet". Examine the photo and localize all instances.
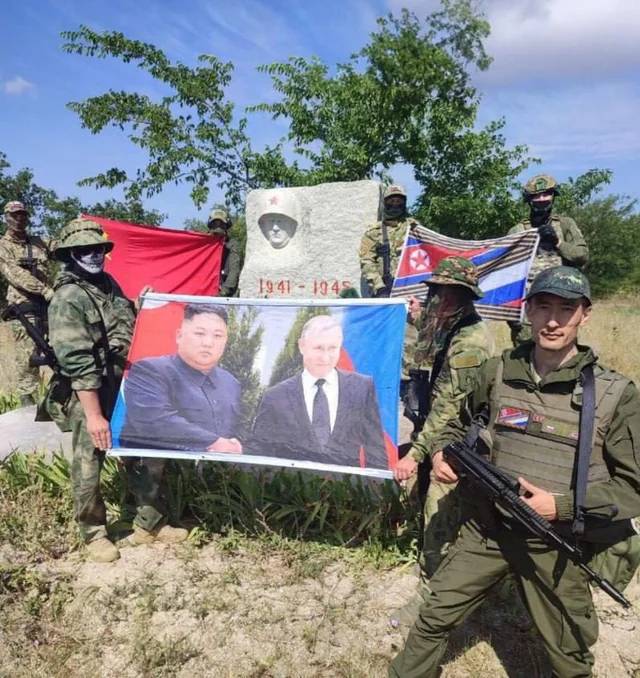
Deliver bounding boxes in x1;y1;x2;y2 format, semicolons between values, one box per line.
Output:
47;218;187;563
359;184;421;298
507;174;588;344
391;256;493;627
390;265;640;678
207;208;242;297
0;200;53;405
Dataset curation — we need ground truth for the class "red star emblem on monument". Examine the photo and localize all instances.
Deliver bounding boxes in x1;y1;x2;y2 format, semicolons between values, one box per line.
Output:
269;195;279;205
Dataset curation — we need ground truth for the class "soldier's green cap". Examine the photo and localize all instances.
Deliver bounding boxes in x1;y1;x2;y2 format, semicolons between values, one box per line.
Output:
54;218;114;257
383;184;407;200
207;208;230;225
523;174;558;197
4;200;27;214
424;256;483;299
526;266;591;304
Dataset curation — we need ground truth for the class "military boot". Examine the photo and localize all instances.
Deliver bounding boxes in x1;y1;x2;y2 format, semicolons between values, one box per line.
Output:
86;537;120;563
129;524;188;546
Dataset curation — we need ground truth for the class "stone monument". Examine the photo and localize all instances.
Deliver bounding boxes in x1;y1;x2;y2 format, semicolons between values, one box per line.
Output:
239;180;381;298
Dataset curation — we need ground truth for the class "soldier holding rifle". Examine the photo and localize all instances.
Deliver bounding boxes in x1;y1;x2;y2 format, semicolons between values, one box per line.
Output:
0;201;53;405
390;266;640;678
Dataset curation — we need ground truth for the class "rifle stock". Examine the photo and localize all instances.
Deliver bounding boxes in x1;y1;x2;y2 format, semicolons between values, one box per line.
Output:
443;439;631;609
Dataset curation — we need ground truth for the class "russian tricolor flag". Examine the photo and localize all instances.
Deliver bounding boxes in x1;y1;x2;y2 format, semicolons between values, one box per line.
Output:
391;224;539;322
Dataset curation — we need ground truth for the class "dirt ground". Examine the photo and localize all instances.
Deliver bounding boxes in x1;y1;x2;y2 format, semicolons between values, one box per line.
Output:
1;535;639;678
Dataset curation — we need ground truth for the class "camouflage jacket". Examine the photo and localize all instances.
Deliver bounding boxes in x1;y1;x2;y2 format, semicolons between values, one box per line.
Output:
48;269;136;391
508;215;588;286
410;314;493;462
0;231;53;306
359;217;419;295
219;236;242;297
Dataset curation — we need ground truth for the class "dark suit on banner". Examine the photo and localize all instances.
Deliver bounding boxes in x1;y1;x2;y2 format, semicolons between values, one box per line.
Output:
120;354;241;450
248;368;388;468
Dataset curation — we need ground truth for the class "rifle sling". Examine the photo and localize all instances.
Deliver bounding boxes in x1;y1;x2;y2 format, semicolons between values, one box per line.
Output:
428;312;482;393
573;364;595;537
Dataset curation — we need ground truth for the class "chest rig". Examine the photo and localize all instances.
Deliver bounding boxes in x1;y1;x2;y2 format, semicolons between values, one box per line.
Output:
489;357;629;496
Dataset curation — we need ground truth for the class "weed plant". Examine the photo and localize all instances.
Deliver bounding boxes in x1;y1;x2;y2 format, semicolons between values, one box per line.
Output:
1;452;419;566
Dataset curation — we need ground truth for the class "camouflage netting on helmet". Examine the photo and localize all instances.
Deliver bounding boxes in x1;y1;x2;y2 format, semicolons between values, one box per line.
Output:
425;256;483;299
54;218;114;257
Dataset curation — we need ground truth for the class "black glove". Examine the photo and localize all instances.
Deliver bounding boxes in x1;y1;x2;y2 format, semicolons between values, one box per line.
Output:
537;224;559;246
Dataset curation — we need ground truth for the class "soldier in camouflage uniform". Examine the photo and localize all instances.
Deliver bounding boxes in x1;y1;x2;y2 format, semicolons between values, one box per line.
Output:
391;257;492;626
360;184;422;373
0;201;53;405
47;218;188;562
508;174;588;344
359;184;419;298
208;208;242;297
390;266;640;678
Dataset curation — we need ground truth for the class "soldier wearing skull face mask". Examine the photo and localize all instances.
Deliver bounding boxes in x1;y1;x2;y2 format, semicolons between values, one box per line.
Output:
507;174;588;345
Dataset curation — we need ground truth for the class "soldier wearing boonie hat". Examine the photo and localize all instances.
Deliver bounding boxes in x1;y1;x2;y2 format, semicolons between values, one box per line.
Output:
390;256;493;628
46;218;187;563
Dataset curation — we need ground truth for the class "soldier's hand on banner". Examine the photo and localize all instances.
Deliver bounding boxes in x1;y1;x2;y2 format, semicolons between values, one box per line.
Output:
135;284;154;312
87;414;112;451
432;450;458;483
518;477;558;521
394;454;418;482
207;437;243;454
408;296;421;321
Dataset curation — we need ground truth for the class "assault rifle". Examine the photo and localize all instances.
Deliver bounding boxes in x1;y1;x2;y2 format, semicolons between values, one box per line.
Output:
375;220;393;297
2;302;57;370
443;438;631;609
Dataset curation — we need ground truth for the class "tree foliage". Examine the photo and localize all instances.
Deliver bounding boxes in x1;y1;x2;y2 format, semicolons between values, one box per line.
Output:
219;307;264;438
61;0;531;231
0;151;164;239
268;307;329;387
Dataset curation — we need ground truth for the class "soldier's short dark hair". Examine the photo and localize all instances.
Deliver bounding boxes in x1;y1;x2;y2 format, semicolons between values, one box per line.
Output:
183;303;228;325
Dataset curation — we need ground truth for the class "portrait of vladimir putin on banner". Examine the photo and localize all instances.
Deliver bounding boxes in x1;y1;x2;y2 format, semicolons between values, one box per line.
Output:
247;315;387;468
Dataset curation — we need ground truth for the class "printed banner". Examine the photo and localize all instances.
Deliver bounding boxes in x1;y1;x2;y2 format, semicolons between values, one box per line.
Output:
109;294;406;479
84;214;224;300
391;224;539;321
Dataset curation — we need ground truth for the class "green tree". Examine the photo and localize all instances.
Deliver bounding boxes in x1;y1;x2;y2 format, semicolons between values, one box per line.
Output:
219;306;264;438
61;1;531;229
268;307;329;386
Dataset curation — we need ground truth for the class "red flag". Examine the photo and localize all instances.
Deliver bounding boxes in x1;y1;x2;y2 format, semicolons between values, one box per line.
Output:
83;214;223;299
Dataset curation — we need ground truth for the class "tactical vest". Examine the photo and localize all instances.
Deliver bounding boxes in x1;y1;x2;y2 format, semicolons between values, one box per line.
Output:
489;358;629;494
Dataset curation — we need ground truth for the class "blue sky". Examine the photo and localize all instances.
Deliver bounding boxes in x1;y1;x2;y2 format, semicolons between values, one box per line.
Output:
2;0;639;228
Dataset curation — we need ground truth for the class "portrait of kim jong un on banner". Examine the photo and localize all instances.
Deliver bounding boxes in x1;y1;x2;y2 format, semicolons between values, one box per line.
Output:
110;294;406;479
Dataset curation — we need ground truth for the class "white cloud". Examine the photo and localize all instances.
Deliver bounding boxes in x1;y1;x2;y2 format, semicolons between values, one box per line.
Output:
482;0;640;84
479;81;640;164
387;0;640;84
3;76;35;96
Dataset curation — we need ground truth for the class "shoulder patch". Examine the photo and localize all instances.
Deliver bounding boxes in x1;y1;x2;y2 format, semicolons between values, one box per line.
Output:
450;351;484;369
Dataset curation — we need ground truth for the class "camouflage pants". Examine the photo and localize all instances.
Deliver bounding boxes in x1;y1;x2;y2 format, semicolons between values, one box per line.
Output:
9;320;40;400
68;397;167;543
419;475;461;587
390;519;597;678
